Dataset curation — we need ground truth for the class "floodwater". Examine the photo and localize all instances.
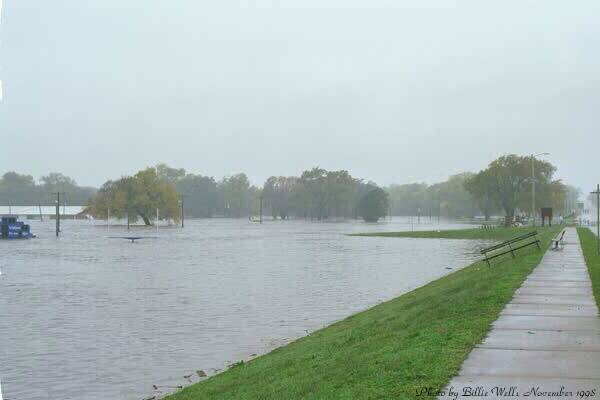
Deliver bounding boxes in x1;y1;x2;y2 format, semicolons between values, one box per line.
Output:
1;217;486;400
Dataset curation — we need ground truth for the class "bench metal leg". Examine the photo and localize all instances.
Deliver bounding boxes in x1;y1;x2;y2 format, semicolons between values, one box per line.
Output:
508;243;516;258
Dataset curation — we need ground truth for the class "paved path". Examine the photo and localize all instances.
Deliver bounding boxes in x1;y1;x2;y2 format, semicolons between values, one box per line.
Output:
441;228;600;399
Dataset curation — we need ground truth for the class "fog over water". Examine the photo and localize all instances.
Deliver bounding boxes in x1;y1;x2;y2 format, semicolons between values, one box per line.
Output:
0;1;598;189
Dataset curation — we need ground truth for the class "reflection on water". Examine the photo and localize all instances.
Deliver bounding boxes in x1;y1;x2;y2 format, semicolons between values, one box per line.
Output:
1;217;485;400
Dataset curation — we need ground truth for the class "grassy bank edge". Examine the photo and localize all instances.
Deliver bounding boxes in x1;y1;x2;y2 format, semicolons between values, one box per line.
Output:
166;227;559;400
349;227;541;241
577;227;600;308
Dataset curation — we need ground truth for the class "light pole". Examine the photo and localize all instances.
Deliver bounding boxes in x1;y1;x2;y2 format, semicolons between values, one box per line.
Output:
54;192;66;237
180;196;185;228
531;152;550;226
178;194;188;228
56;192;60;237
592;184;599;255
259;194;263;224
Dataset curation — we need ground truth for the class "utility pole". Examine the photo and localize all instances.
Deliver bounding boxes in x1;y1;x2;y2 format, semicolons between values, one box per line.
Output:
592;184;600;255
259;194;263;224
180;196;185;228
437;193;441;223
39;204;43;221
55;192;60;237
531;156;536;226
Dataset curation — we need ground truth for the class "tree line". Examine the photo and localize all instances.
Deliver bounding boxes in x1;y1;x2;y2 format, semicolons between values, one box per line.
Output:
0;171;96;206
386;173;480;219
0;154;580;225
463;154;577;224
387;155;579;223
87;165;389;224
262;168;388;221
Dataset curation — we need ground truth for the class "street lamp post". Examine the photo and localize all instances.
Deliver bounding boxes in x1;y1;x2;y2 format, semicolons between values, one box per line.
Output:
531;152;550;226
180;196;185;228
56;192;60;237
592;184;600;255
259;194;263;224
177;193;188;229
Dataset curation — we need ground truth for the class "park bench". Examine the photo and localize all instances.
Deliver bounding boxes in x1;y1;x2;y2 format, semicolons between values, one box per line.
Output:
481;231;540;267
551;229;566;250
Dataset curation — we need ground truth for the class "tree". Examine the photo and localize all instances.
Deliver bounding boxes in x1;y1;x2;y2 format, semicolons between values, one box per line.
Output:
325;170;358;219
297;167;329;220
387;183;428;216
431;173;479;218
218;173;251;217
1;172;36;188
0;171;96;206
485;155;528;222
534;180;567;215
90;168;180;225
39;172;96;205
0;172;38;205
467;154;559;225
40;172;77;190
386;175;481;219
464;170;499;220
154;163;220;218
176;174;219;218
358;187;389;222
156;163;186;184
263;176;298;219
514;158;557;216
248;185;263;217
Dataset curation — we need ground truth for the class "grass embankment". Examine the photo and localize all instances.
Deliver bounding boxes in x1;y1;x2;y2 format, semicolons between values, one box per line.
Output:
577;228;600;308
351;226;539;241
167;227;559;400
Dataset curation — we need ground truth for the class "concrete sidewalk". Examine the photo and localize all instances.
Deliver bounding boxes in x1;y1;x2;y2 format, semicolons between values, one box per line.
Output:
440;228;600;399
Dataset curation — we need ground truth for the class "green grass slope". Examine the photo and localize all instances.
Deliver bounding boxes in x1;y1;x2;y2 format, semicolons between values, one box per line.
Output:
166;227;558;400
577;228;600;308
350;227;541;241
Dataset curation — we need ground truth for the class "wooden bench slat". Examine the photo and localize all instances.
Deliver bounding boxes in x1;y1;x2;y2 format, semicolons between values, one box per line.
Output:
551;229;566;250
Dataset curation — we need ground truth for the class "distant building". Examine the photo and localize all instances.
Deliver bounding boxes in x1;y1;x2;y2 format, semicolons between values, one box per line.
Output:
0;205;85;217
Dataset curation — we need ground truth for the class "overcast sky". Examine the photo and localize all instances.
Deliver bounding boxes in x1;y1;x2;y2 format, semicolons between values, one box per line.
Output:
0;1;598;189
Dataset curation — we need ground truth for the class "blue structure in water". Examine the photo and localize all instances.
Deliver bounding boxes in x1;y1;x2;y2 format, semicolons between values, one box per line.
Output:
1;215;35;239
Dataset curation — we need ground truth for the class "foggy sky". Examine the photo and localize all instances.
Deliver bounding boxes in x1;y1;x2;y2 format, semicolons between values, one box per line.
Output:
0;1;598;190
